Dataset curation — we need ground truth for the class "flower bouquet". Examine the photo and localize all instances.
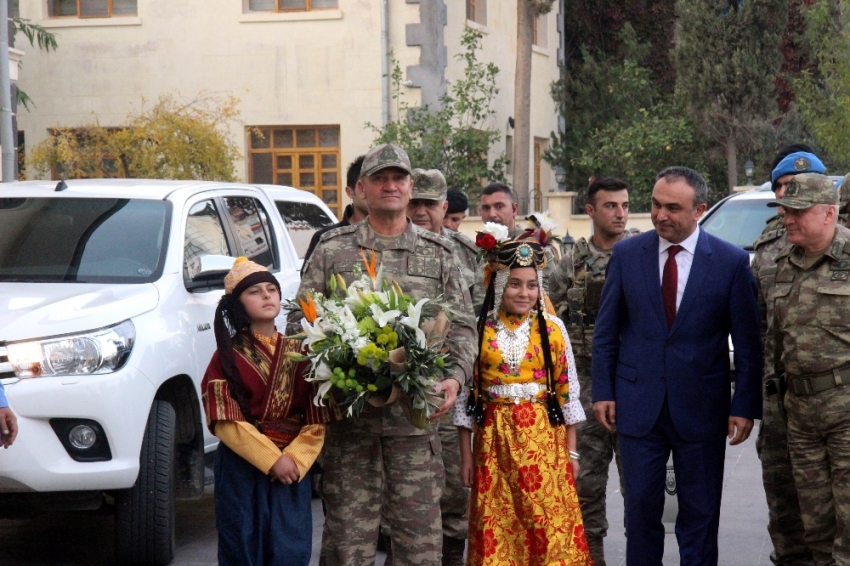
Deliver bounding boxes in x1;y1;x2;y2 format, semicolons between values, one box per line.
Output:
288;251;451;430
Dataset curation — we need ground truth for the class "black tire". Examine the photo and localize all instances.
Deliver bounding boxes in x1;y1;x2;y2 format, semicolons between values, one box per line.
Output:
115;400;177;565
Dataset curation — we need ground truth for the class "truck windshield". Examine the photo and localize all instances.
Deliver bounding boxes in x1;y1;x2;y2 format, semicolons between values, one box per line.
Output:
700;197;775;251
0;197;170;283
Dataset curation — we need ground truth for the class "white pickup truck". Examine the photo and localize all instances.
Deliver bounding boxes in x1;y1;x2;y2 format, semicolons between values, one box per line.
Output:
0;179;334;565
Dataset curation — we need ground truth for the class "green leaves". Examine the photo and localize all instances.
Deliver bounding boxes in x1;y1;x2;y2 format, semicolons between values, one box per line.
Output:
367;28;506;204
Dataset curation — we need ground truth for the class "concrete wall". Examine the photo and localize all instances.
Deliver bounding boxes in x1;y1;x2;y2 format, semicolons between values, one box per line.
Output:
444;2;562;206
16;0;561;215
17;0;387;183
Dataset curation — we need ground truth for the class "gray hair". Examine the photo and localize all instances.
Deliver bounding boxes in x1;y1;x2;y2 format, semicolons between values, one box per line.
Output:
656;166;708;207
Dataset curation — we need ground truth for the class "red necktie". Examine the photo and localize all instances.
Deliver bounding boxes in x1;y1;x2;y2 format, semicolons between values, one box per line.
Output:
662;245;683;329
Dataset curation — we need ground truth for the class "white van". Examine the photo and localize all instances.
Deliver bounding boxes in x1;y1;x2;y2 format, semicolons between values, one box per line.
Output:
0;179;317;565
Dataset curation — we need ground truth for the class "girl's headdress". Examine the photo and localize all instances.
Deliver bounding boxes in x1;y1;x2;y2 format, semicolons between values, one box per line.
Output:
213;257;281;428
470;214;566;427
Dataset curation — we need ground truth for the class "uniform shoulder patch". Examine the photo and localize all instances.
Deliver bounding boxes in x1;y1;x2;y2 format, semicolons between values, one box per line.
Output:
449;231;478;253
418;229;454;252
320;223;358;241
754;228;784;248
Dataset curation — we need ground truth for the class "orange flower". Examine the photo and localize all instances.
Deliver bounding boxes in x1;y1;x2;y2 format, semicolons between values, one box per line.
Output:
361;248;377;282
298;294;317;323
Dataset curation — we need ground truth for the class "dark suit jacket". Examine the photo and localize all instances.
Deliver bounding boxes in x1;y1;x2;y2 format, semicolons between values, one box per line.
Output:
591;228;762;442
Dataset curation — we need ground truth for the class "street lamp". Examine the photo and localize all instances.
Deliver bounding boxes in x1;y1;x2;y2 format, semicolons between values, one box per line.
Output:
561;233;575;258
554;166;566;192
744;159;754;186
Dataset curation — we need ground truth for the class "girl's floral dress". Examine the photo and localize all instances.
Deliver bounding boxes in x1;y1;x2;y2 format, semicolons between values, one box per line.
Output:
456;309;591;566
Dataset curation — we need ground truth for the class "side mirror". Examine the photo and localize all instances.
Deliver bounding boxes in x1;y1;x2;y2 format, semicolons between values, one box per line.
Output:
186;255;235;291
194;255;236;279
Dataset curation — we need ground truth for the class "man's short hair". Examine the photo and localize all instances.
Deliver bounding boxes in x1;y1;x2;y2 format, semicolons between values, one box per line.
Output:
446;189;468;214
481;182;517;203
656;166;708;207
587;176;629;206
346;155;366;189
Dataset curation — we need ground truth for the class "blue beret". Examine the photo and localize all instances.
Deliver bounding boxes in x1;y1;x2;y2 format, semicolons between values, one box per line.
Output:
771;152;826;186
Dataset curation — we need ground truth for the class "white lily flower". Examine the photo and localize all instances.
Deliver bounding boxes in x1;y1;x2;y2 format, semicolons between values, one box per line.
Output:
314;362;333;380
313;380;333;406
400;298;430;347
526;210;558;233
370;303;401;328
481;222;511;242
301;317;328;348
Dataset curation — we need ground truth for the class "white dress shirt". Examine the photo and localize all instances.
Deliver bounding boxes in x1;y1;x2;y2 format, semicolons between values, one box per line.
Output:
658;226;700;311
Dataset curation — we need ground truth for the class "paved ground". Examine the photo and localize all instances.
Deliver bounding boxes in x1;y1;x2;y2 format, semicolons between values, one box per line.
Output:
0;429;770;565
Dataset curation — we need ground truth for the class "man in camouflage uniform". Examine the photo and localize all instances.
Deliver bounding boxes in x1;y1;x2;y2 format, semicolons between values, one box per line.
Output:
752;148;825;566
548;176;636;566
293;144;477;566
765;173;850;566
477;182;558;292
407;168;475;566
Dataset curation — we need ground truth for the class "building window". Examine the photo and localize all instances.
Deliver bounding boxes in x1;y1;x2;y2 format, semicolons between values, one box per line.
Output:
532;13;547;48
248;126;342;217
46;127;125;180
466;0;486;25
248;0;338;11
49;0;137;17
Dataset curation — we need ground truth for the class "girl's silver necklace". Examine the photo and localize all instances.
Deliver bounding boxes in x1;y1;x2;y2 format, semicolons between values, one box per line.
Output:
495;315;532;372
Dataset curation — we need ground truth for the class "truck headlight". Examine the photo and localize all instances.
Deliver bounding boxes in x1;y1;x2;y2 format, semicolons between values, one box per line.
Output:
7;320;135;377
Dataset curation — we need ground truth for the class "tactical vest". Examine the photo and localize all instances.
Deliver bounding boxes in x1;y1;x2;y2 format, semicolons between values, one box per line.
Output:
566;230;637;359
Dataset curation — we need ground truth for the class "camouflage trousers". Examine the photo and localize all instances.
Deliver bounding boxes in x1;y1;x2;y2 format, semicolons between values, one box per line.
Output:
437;418;469;540
380;420;467;540
756;392;813;566
785;385;850;566
318;420;444;566
575;364;624;566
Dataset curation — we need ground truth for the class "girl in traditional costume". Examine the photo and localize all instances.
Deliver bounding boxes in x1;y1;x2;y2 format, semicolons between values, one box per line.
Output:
201;257;332;566
454;235;592;566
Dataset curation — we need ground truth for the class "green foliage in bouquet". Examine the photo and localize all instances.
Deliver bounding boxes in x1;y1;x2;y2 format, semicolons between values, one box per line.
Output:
288;252;451;430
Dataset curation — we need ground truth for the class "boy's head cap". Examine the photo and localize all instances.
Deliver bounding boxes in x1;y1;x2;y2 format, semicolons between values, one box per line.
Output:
224;257;272;295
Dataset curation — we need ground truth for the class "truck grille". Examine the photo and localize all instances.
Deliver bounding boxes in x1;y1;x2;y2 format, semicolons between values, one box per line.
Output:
0;344;14;379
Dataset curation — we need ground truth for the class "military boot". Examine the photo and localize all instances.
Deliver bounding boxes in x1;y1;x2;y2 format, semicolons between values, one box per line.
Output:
587;534;606;566
442;535;466;566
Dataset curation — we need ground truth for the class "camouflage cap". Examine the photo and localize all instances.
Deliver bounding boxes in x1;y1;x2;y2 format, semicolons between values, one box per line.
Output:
411;168;448;201
359;143;413;178
768;173;839;209
839;173;850;205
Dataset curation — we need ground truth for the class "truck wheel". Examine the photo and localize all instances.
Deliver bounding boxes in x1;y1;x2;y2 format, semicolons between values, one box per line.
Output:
115;400;177;565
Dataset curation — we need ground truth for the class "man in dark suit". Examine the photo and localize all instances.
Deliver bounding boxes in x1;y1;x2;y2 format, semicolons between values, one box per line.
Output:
591;166;762;566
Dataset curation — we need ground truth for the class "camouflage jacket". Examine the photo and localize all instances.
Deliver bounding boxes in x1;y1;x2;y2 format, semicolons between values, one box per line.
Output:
290;219;477;436
441;227;484;316
767;225;850;379
549;230;638;360
752;215;787;385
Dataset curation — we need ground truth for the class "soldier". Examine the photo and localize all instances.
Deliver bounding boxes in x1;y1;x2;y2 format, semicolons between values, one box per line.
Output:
443;189;468;232
766;173;850;566
548;176;636;566
753;147;825;566
293;144;477;566
478;182;558;290
407;168;476;566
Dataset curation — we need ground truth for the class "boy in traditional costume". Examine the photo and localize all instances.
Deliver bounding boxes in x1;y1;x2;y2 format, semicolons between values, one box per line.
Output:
454;233;592;566
202;257;333;566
